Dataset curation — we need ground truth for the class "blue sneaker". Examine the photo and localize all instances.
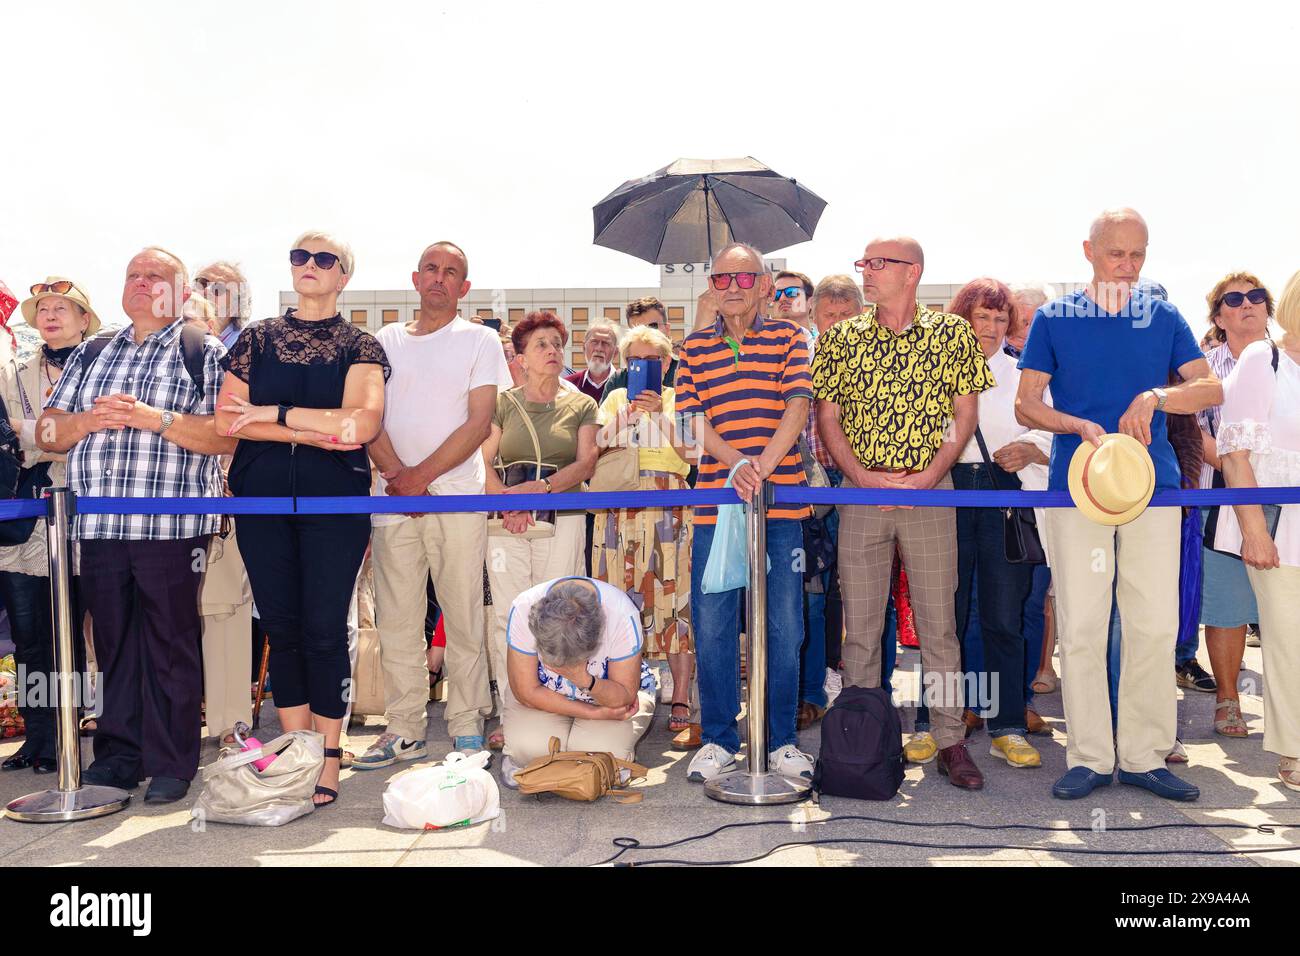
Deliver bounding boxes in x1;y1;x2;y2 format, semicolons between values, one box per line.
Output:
352;732;427;770
454;735;492;767
1051;766;1113;800
1118;768;1200;802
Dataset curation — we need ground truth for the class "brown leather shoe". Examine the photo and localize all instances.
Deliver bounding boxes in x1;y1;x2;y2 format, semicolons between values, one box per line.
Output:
963;709;985;737
1025;708;1048;735
937;742;985;790
796;701;827;731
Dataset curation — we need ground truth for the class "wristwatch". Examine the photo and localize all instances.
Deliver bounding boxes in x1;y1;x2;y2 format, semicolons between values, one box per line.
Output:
158;410;176;434
277;404;293;426
1152;388;1168;412
543;477;553;493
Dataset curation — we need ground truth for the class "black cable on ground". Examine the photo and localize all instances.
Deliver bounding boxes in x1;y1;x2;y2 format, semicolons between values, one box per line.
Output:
592;814;1297;867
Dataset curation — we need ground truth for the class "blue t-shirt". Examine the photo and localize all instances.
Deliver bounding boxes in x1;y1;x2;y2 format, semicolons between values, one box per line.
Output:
1018;290;1203;492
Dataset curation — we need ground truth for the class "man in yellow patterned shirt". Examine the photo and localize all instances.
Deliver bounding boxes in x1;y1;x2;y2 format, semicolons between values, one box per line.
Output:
811;236;994;791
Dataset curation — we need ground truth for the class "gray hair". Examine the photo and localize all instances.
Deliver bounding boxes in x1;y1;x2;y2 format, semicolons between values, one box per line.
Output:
1010;282;1054;311
811;274;864;311
293;229;356;275
195;259;252;326
528;580;604;667
585;318;622;348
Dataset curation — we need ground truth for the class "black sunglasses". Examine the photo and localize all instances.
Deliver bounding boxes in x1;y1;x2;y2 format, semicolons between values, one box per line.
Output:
1219;288;1268;309
289;248;345;273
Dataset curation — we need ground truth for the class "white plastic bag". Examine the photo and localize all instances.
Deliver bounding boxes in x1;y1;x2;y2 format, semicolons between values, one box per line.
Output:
381;751;500;830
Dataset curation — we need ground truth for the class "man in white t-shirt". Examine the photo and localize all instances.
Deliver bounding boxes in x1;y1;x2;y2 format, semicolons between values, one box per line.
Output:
358;241;513;768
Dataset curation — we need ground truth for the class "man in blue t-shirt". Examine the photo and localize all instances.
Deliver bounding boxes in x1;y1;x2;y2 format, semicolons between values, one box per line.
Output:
1015;208;1222;803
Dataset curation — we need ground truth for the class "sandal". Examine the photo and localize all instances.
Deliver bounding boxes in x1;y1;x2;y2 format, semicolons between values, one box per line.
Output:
428;668;445;702
1214;698;1249;738
668;702;691;733
1280;757;1300;792
315;747;342;807
1031;670;1058;695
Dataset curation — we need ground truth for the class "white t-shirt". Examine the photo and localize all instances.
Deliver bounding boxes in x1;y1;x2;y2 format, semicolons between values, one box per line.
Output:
506;577;653;703
373;317;513;526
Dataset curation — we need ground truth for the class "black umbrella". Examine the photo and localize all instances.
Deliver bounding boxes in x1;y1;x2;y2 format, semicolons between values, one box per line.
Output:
593;157;827;265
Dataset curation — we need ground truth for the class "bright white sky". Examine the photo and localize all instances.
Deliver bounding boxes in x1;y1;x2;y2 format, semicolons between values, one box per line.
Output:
3;0;1298;335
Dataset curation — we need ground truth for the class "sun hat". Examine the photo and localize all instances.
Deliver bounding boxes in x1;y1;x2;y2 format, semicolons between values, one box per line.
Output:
20;277;101;336
1067;433;1156;526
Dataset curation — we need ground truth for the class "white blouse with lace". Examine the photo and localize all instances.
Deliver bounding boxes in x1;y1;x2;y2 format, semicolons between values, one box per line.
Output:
1215;339;1300;567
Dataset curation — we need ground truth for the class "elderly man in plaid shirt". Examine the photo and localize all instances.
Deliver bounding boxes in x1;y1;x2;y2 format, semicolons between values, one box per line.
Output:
39;247;235;804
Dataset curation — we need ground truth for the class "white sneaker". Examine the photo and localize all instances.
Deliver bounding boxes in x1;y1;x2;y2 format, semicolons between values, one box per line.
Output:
500;755;521;790
769;744;815;781
687;743;737;783
658;667;675;704
823;668;843;706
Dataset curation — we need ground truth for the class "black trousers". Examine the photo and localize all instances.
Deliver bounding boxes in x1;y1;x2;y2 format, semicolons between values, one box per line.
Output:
0;571;85;759
236;513;370;720
80;537;208;781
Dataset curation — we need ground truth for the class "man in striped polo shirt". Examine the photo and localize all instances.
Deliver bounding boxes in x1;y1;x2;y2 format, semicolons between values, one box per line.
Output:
674;242;815;783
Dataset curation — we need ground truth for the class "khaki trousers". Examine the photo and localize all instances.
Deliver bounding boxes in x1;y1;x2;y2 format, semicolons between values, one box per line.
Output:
1246;564;1300;759
200;528;253;736
372;512;491;741
838;475;964;749
503;689;656;765
485;513;587;689
1045;506;1181;774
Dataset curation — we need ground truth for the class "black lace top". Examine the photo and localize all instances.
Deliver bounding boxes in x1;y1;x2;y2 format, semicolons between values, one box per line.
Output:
221;310;390;498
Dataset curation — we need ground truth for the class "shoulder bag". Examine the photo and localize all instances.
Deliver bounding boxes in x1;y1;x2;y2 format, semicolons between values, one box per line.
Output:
513;736;649;804
488;390;557;540
973;426;1046;565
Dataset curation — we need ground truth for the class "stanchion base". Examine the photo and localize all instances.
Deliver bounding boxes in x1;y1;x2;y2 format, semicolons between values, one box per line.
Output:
5;785;131;823
704;770;812;805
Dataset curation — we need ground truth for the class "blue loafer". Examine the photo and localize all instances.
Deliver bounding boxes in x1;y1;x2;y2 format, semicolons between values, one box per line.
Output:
1118;768;1200;802
1052;766;1112;800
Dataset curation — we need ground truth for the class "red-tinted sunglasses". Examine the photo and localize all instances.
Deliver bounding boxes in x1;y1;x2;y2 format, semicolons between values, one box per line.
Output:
710;272;758;291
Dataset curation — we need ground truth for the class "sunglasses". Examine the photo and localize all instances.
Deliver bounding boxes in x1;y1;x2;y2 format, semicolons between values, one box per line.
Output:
854;257;916;272
289;248;345;272
195;276;229;293
773;287;803;301
30;280;76;296
1219;288;1268;309
710;272;759;291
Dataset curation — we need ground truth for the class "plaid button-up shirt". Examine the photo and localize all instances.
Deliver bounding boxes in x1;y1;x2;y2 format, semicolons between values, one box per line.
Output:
47;318;227;541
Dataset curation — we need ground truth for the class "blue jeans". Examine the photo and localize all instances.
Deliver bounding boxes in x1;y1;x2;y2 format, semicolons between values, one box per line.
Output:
692;518;805;753
916;464;1032;736
800;505;840;707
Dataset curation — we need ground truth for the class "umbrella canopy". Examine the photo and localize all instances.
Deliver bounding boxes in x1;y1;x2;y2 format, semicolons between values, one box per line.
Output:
593;157;827;265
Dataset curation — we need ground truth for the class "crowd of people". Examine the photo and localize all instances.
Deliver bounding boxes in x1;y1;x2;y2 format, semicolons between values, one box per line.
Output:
1;205;1297;810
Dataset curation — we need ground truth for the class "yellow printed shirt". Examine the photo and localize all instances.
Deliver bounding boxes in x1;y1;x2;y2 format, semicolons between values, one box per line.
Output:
597;387;691;478
810;304;994;471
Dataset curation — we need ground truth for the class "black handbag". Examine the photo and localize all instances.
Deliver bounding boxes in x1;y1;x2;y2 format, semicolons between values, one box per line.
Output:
0;393;52;546
973;427;1046;566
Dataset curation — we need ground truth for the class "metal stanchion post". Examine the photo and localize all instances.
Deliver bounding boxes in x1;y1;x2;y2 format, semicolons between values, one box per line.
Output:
6;488;130;822
706;480;811;805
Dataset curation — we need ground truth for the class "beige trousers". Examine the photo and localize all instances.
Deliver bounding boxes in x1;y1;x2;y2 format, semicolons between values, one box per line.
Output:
503;689;656;765
372;512;491;741
200;528;254;736
1045;506;1181;774
1245;564;1300;759
485;513;587;690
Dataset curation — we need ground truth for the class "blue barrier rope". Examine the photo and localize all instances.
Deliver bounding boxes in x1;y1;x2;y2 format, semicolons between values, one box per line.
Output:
1;485;1297;521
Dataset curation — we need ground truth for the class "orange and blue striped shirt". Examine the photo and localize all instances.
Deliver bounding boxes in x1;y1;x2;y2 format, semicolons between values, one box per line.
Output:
674;313;813;524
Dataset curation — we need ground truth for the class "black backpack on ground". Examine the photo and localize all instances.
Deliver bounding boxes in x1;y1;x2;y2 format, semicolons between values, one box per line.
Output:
812;685;905;801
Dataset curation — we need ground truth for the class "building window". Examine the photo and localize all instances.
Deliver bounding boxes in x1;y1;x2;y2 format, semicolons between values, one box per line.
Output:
571;307;588;326
382;309;399;324
508;308;524;327
350;310;368;326
476;308;494;319
603;307;621;322
667;306;685;335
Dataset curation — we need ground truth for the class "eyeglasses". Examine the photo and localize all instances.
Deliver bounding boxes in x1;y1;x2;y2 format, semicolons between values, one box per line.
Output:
30;280;76;296
195;276;228;293
710;272;759;291
854;257;915;272
773;287;803;301
289;248;345;273
1219;288;1268;309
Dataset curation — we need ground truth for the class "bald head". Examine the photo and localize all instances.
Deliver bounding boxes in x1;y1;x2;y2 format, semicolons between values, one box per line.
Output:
867;236;924;272
419;241;469;279
711;242;764;273
1088;208;1148;245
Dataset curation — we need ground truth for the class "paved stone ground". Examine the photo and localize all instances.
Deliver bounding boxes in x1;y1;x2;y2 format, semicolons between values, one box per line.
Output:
2;643;1298;867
